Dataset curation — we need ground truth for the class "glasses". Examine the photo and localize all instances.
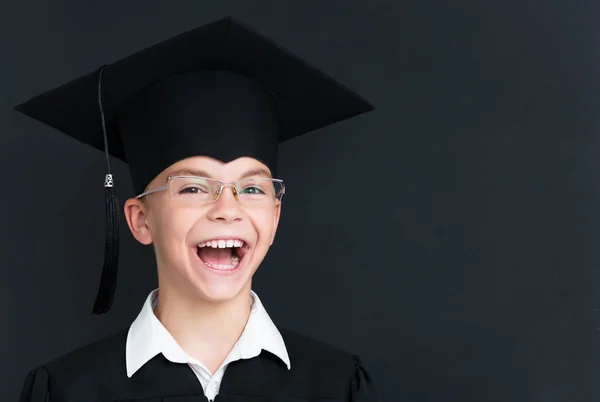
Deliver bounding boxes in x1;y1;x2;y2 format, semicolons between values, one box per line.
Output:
135;176;285;206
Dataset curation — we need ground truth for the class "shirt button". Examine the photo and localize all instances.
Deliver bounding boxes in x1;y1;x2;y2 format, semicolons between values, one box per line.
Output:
211;381;220;391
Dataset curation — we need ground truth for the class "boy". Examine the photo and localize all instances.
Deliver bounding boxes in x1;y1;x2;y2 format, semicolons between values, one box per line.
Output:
16;17;378;402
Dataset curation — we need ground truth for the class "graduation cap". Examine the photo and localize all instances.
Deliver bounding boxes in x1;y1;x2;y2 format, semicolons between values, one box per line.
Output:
14;16;374;314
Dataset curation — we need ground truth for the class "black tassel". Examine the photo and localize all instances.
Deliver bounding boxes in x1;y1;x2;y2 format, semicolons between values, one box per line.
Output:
91;175;121;314
91;65;121;314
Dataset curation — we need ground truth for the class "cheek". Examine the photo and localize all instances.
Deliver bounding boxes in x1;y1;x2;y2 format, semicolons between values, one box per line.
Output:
249;208;278;242
151;208;199;246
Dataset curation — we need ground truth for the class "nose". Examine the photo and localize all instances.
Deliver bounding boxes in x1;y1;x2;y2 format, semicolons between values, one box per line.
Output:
206;185;243;223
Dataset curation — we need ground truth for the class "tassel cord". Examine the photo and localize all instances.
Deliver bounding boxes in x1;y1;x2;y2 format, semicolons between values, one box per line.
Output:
91;65;121;314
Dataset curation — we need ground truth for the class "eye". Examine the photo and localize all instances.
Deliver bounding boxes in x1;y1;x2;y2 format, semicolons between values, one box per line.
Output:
179;185;210;195
240;185;266;195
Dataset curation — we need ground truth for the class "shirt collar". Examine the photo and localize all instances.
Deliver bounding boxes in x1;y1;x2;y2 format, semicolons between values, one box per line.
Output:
125;289;290;377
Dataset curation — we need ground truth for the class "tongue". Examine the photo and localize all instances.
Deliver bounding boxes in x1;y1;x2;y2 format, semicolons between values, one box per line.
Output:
197;247;235;266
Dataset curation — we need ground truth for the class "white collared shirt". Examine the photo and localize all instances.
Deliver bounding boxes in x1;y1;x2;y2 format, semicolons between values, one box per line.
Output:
125;289;291;401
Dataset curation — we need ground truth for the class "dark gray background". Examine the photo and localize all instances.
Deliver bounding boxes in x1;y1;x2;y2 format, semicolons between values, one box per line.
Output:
2;0;599;401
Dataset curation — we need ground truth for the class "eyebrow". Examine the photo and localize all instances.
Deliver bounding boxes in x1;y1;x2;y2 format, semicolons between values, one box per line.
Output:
168;168;211;178
167;167;273;180
239;168;273;179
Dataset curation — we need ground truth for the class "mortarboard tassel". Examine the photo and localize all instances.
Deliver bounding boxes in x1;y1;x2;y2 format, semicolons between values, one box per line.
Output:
91;65;120;314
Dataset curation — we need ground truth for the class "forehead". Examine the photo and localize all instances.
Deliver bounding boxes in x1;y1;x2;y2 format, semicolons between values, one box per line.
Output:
163;156;272;179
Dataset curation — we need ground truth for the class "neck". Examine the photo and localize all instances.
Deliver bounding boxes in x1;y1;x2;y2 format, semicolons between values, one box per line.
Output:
154;283;252;370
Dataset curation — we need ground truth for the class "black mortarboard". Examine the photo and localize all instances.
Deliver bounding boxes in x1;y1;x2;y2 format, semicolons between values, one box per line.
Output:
14;16;374;314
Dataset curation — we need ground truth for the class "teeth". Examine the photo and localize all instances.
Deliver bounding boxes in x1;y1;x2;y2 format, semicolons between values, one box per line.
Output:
197;239;245;248
204;254;240;270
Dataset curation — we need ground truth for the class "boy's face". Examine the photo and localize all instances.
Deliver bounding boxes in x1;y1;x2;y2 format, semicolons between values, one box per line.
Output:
124;156;282;304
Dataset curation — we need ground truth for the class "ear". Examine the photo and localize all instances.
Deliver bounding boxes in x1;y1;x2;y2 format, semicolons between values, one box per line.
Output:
124;198;153;245
270;201;282;246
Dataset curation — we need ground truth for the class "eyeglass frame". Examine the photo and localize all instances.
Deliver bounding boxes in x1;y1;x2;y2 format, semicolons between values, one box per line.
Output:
134;175;286;203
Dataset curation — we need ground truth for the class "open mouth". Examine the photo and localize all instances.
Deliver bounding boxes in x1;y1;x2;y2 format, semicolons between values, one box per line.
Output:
195;239;249;271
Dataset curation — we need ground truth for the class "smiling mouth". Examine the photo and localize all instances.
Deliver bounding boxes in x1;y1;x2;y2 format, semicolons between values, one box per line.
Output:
195;239;249;270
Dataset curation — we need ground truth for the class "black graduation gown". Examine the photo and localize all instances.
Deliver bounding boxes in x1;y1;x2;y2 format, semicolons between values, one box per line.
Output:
18;327;380;402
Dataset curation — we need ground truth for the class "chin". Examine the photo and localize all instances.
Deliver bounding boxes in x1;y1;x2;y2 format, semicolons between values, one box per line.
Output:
191;283;250;304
